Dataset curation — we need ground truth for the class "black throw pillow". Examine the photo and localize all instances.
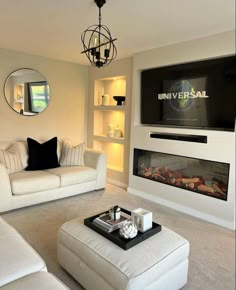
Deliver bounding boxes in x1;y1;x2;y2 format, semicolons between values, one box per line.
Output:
26;137;60;171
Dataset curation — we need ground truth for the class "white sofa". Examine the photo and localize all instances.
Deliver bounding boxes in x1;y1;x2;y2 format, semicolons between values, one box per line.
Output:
0;216;69;289
0;140;106;213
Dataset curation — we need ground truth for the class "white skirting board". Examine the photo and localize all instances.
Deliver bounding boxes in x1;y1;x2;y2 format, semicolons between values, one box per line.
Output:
127;187;235;230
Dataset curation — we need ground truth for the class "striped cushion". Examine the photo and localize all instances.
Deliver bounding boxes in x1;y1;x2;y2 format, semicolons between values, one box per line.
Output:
0;143;24;174
60;141;85;166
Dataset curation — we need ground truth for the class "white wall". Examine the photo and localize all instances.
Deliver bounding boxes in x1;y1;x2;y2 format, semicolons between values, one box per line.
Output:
128;31;236;229
0;48;88;144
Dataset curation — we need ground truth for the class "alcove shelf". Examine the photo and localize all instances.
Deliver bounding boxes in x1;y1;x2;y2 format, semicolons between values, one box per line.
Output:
93;135;125;144
88;59;132;187
92;76;127;178
94;105;125;111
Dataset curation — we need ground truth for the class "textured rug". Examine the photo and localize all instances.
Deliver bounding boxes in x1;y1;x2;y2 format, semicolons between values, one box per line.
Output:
2;184;235;290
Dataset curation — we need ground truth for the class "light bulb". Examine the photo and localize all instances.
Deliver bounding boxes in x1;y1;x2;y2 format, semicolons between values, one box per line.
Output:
103;37;109;49
91;34;99;47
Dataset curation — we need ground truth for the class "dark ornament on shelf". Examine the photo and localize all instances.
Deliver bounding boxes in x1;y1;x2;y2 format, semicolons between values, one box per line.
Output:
113;96;125;106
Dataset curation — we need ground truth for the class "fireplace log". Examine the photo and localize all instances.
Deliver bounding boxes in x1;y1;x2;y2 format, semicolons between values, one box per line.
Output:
167;171;174;178
152;172;165;179
197;184;215;193
188;182;195;189
212;183;225;195
143;170;153;177
170;178;176;184
182;177;200;184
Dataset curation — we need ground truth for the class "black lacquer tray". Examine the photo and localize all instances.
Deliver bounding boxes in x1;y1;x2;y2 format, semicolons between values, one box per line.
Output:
84;207;162;250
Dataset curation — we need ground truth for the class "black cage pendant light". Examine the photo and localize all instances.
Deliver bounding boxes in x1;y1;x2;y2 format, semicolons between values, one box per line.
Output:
81;0;117;68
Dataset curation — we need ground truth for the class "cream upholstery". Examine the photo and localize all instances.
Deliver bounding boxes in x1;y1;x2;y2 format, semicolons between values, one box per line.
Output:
0;217;47;287
47;166;97;187
1;272;69;290
0;140;106;212
10;171;60;195
57;217;190;290
0;217;69;289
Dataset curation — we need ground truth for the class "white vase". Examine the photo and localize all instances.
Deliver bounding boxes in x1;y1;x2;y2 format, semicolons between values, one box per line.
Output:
107;123;114;137
114;125;122;138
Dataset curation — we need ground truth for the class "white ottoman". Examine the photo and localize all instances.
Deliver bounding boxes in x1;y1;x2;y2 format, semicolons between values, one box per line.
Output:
57;217;190;290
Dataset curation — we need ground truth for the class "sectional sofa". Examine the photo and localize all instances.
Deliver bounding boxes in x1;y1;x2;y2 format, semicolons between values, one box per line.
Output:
0;216;68;289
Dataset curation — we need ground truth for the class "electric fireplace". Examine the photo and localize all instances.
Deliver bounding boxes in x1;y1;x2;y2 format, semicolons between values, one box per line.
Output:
133;148;230;201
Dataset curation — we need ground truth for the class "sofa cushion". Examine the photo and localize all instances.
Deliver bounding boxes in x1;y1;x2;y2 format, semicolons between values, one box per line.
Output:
46;166;97;187
0;217;47;287
0;143;24;174
16;142;29;169
60;140;85;166
9;171;60;195
1;272;69;290
26;137;60;171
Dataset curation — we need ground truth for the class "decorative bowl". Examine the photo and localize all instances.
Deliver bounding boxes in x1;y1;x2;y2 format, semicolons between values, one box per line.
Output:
113;96;126;106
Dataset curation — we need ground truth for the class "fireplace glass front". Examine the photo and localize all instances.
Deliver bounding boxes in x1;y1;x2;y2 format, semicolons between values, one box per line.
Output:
133;148;229;201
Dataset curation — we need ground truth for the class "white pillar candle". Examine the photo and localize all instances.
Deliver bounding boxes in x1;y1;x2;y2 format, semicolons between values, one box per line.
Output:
102;94;110;106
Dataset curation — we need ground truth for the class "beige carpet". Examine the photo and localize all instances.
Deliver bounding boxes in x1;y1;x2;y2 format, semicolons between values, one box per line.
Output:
2;184;235;290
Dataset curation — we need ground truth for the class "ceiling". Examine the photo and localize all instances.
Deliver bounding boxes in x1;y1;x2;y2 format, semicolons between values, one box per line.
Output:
0;0;235;65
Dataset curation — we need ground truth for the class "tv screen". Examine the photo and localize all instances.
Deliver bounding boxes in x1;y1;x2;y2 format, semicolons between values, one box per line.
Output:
141;55;236;131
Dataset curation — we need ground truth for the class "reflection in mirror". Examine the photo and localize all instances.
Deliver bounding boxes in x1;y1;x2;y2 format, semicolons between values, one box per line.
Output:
4;68;50;116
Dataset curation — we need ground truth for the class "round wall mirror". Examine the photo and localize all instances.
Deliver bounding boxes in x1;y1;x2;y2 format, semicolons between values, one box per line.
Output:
4;68;50;116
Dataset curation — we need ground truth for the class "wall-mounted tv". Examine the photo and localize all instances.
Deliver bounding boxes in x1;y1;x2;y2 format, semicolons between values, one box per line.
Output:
141;55;236;131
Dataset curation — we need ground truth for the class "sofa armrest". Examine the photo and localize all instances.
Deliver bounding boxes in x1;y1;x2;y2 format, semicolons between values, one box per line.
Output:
0;163;12;213
84;149;107;190
0;217;47;287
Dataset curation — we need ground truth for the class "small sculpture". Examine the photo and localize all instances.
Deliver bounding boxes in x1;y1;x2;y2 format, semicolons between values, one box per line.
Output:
119;220;138;239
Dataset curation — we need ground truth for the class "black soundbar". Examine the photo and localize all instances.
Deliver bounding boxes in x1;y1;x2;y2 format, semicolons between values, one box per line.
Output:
150;132;207;143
